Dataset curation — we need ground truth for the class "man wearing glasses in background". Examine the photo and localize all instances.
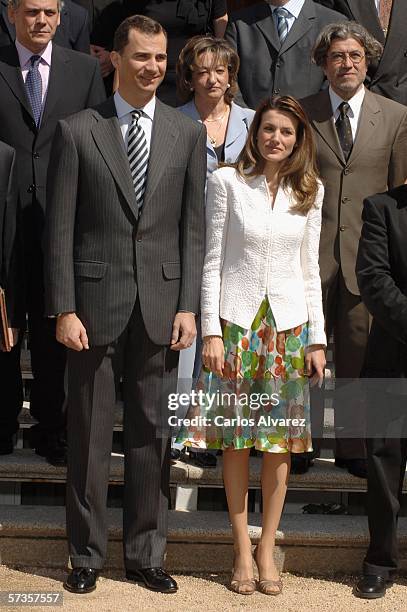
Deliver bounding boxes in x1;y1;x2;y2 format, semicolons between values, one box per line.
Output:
295;22;407;478
315;1;407;106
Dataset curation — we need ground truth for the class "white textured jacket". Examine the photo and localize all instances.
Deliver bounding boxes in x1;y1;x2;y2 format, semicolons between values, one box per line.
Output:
201;166;326;346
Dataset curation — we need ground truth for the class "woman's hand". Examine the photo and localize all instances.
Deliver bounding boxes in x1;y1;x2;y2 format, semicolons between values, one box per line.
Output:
304;344;326;387
202;336;224;377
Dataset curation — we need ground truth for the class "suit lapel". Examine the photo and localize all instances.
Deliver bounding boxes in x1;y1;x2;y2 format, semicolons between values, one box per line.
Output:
91;98;139;220
225;102;248;149
310;90;345;164
280;0;313;54
347;0;385;44
0;45;33;119
142;100;179;210
41;45;68;125
255;3;280;52
348;90;381;164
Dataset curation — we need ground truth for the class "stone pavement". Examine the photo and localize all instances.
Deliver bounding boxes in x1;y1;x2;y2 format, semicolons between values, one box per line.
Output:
0;566;406;612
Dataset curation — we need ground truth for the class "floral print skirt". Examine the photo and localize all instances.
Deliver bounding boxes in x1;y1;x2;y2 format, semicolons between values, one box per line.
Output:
176;297;312;453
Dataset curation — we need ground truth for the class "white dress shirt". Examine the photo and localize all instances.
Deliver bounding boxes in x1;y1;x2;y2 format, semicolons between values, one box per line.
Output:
15;39;52;105
201;166;326;346
113;91;155;153
374;0;380;13
329;85;366;140
268;0;305;34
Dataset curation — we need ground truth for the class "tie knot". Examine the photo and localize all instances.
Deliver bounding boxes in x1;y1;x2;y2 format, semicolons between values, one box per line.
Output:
338;101;350;117
275;7;289;19
30;54;41;67
131;110;142;123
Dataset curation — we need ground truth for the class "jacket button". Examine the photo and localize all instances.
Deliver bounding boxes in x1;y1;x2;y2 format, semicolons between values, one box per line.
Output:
341;197;350;203
276;62;281;68
339;225;346;232
136;237;142;242
343;167;350;175
33;152;39;159
27;184;36;193
273;89;280;95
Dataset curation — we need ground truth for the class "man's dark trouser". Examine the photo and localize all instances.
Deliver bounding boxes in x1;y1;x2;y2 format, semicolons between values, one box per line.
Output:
66;299;179;570
311;270;369;459
0;246;66;448
364;390;407;578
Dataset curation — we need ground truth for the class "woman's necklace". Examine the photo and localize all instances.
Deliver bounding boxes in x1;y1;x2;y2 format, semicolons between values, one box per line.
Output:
204;108;228;147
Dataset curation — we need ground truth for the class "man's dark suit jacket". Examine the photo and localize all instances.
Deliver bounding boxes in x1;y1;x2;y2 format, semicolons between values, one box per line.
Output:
315;0;407;105
357;185;407;377
225;0;347;108
0;43;105;250
44;97;206;346
0;141;22;326
0;0;90;53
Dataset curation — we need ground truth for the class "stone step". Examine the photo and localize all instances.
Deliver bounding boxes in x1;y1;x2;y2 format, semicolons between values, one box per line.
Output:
1;505;406;574
1;449;405;494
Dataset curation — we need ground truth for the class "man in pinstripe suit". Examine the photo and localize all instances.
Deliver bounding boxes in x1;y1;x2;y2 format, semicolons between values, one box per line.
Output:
44;14;206;594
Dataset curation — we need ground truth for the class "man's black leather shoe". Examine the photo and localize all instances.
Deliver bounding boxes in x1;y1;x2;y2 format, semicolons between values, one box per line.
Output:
64;568;99;594
35;443;67;467
126;567;178;593
354;575;387;599
334;457;367;479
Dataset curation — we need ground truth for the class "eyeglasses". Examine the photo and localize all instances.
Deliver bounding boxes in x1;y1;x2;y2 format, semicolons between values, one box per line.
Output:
327;51;365;65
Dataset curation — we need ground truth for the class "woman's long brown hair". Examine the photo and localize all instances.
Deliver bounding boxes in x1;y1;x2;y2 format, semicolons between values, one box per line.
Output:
235;96;320;214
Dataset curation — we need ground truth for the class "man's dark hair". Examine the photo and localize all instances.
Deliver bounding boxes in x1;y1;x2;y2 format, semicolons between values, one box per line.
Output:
113;14;167;54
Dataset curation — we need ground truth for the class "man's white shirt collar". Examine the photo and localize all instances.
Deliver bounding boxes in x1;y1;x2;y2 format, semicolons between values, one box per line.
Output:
15;39;52;68
329;85;366;121
114;91;156;122
267;0;305;19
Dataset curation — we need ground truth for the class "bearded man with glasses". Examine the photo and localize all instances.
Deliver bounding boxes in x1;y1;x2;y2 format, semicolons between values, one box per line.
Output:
292;22;407;479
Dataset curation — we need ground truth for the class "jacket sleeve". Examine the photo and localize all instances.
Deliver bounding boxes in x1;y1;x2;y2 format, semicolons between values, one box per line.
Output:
224;18;247;108
300;183;326;346
43;120;79;316
177;125;207;314
356;195;407;344
201;171;230;338
71;6;91;53
3;148;24;327
85;57;106;106
388;108;407;189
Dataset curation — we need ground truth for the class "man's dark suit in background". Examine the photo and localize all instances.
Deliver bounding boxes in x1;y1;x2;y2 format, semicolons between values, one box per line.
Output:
44;15;206;593
0;142;21;326
0;0;91;53
355;185;407;598
225;0;346;108
315;0;407;105
0;142;23;453
0;0;105;463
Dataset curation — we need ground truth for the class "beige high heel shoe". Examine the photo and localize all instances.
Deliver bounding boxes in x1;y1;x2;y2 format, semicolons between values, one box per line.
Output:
230;554;256;595
253;545;283;596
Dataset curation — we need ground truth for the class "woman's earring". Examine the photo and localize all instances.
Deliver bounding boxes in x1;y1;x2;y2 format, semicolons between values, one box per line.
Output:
226;83;231;88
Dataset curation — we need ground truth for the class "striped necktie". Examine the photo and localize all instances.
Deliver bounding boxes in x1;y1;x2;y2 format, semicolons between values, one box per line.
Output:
275;7;290;44
25;54;42;127
127;110;149;214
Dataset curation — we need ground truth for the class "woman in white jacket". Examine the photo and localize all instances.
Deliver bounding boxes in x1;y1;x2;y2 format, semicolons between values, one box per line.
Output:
177;96;326;595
